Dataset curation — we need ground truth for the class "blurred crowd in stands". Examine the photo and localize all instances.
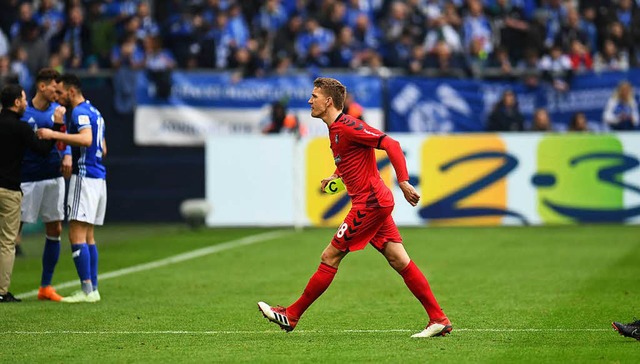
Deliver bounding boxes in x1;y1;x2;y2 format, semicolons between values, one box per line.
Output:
1;0;639;88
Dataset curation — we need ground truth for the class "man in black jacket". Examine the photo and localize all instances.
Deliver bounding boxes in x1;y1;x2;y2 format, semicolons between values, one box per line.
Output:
0;83;64;302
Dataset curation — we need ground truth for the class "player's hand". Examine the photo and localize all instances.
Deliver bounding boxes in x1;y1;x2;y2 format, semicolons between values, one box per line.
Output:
399;181;420;207
320;174;339;193
61;154;72;179
37;128;54;140
53;106;66;124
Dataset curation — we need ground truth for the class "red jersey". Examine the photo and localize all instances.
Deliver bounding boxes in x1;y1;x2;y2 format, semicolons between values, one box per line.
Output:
329;113;394;208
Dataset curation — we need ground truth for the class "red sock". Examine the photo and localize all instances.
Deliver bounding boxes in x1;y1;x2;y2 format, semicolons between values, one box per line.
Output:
400;260;446;320
287;263;337;318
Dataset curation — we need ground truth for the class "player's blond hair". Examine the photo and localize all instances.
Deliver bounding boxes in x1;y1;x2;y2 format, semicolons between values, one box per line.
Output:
313;77;346;111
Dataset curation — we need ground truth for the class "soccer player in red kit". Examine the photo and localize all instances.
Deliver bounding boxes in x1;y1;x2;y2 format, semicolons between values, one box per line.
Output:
258;77;451;338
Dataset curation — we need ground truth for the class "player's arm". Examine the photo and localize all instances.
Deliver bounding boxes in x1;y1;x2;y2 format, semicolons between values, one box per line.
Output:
61;154;72;179
320;169;340;192
38;127;92;147
102;137;107;157
22;123;63;156
378;136;420;206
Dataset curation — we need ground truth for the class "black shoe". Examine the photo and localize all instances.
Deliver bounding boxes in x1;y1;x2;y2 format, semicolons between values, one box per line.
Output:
15;244;24;257
0;292;22;302
612;319;640;340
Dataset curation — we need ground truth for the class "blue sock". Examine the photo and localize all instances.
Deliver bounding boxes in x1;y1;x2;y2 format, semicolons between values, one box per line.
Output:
71;243;92;292
88;244;98;290
41;236;61;287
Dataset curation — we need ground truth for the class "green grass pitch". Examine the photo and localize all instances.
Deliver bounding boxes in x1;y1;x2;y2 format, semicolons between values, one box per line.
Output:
1;224;639;363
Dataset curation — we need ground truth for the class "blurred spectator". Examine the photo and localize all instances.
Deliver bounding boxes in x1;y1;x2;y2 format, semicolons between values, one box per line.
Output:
488;0;530;62
602;21;635;65
405;0;428;41
10;1;34;38
462;0;493;57
295;17;334;62
408;43;427;74
8;46;31;89
49;41;72;72
262;100;303;135
530;108;553;131
516;47;541;87
329;26;360;68
424;41;467;77
322;2;347;34
229;45;262;81
52;5;91;69
381;1;409;45
602;81;639;130
111;33;145;69
0;28;8;57
486;46;514;80
87;0;117;68
144;35;176;99
593;38;629;72
36;0;65;42
539;45;573;92
103;0;139;23
568;40;593;71
568;111;589;132
227;2;250;49
486;90;525;131
540;0;568;49
424;17;463;55
10;21;48;77
579;6;598;53
205;11;235;69
136;1;160;41
0;0;20;37
273;14;304;65
351;12;380;51
466;38;490;78
253;0;289;36
0;55;19;89
554;7;588;53
343;93;364;121
386;28;413;68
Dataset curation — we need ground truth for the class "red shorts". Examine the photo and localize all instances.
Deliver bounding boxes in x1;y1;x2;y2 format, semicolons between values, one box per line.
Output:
331;205;403;252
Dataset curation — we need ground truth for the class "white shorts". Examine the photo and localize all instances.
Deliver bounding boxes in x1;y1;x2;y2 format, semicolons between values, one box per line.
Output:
20;177;65;224
67;175;107;226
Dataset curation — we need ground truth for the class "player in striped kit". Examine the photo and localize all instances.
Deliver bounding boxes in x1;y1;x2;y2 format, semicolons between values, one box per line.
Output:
37;73;107;303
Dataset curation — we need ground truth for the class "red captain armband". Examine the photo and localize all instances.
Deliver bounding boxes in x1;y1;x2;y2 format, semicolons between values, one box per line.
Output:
56;124;67;151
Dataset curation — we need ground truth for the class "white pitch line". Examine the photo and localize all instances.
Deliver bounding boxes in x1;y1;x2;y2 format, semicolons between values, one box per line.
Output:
16;229;292;299
3;328;611;335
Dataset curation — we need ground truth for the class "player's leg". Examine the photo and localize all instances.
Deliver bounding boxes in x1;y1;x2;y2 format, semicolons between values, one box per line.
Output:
62;175;98;303
87;225;99;295
258;206;384;331
38;178;65;301
373;217;451;338
17;180;41;258
37;221;63;301
87;178;106;296
0;188;22;301
258;243;346;332
287;243;346;316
